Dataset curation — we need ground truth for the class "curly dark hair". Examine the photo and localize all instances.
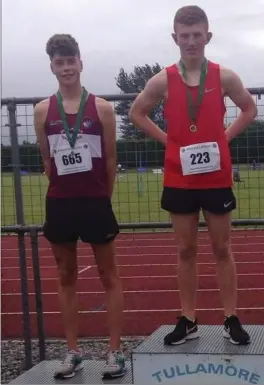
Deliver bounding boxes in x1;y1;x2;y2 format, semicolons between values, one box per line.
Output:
174;6;209;30
46;34;80;59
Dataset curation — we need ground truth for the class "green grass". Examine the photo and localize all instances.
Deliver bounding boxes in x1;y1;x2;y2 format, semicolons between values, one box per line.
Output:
1;169;264;226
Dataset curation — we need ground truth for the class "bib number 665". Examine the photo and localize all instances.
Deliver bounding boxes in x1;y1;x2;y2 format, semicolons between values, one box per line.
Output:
62;152;82;166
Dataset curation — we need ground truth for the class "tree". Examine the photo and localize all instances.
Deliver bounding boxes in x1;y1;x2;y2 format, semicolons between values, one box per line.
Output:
115;63;165;140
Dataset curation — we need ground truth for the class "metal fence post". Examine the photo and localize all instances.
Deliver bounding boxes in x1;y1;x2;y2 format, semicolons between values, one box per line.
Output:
6;100;24;225
17;230;32;369
30;227;46;361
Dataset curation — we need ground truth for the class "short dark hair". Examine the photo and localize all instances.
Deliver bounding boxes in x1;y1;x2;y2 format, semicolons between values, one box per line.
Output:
46;34;80;59
174;5;209;30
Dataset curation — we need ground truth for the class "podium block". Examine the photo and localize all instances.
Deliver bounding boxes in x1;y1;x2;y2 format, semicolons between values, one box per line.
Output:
9;360;132;384
131;325;264;385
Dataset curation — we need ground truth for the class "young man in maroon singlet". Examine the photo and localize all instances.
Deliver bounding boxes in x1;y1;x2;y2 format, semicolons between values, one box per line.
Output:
34;34;125;379
129;6;257;346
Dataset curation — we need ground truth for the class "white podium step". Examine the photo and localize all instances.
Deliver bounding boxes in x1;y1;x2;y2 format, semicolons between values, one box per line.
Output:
9;360;132;384
8;325;264;384
131;325;264;385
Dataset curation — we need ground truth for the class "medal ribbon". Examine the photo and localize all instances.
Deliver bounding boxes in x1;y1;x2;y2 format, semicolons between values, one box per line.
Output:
56;87;88;148
179;59;208;129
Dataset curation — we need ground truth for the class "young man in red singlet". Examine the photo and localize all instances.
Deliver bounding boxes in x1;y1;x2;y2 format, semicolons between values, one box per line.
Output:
34;34;125;379
129;6;257;346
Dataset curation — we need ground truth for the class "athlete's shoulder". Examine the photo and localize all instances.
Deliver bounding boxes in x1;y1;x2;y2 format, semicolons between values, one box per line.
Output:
150;68;168;83
95;96;114;115
34;98;50;122
165;63;178;73
142;68;168;99
218;65;244;95
219;65;239;80
35;97;50;110
94;96;116;129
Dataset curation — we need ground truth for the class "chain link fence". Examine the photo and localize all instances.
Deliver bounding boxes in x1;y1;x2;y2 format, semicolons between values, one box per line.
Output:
1;89;264;227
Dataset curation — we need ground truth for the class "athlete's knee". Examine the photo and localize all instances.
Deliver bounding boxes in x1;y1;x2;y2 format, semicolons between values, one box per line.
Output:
178;243;197;261
212;241;231;260
58;265;77;287
98;265;120;291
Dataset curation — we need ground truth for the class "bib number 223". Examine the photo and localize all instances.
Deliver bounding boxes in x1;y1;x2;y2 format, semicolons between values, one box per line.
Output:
180;142;221;176
190;151;210;165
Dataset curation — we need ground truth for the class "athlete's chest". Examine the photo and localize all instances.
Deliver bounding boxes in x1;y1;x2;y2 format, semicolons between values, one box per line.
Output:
179;70;202;87
46;114;101;137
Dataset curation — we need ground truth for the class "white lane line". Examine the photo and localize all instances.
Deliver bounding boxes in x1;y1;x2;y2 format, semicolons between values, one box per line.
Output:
3;307;264;315
2;250;264;260
78;266;91;275
2;242;264;253
2;260;264;270
2;272;264;282
2;288;264;296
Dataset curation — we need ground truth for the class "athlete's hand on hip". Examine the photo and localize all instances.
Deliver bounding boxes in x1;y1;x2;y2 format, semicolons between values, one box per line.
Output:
44;159;51;181
225;129;231;143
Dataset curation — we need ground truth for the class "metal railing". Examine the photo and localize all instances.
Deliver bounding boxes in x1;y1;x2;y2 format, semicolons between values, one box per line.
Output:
1;88;264;227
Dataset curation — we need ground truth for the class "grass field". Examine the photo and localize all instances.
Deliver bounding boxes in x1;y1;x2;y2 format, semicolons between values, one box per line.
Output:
1;169;264;226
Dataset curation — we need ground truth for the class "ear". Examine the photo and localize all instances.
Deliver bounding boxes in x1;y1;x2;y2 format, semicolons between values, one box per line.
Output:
171;32;179;46
80;59;83;72
50;62;55;74
206;31;213;44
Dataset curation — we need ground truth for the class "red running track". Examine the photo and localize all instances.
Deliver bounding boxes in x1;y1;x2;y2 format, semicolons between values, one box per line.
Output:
1;229;264;338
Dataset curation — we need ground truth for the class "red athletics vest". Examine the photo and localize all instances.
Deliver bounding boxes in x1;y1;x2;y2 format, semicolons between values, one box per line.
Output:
163;61;233;189
45;93;109;198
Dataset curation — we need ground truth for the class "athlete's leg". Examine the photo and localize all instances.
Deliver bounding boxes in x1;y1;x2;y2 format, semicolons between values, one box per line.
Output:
44;198;82;378
171;213;200;320
44;198;80;349
51;242;79;350
92;240;124;351
52;244;83;378
79;197;125;378
161;187;200;345
203;210;237;316
202;188;250;345
43;197;82;378
92;241;125;379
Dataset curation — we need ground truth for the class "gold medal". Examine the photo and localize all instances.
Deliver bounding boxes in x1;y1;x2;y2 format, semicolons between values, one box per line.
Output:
190;124;197;132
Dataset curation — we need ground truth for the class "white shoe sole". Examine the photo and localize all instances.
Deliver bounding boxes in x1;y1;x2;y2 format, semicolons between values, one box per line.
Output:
102;367;126;379
223;329;250;345
54;363;84;379
169;331;200;345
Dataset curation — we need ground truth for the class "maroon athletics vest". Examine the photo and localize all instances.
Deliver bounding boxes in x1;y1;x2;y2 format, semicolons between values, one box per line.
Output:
45;92;109;198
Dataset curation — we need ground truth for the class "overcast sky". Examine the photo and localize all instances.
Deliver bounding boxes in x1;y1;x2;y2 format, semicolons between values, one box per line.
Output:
1;0;264;144
2;0;264;97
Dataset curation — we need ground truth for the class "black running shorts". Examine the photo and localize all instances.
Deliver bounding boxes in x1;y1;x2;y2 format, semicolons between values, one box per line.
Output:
161;187;236;215
43;197;119;244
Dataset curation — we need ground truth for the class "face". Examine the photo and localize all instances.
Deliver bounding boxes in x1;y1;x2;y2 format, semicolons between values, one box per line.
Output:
172;23;212;60
50;54;83;87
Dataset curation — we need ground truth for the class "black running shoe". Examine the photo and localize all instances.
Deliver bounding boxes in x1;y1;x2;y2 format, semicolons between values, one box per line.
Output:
223;315;250;345
164;316;199;345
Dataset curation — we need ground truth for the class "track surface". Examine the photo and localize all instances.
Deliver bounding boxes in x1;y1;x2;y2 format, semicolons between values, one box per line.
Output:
1;230;264;338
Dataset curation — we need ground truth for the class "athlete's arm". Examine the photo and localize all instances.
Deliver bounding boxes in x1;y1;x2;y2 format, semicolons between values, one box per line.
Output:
33;99;51;179
96;98;117;198
221;68;257;142
129;70;168;146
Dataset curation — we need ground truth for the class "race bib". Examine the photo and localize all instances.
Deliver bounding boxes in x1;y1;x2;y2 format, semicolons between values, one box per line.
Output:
54;143;92;176
180;142;221;176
